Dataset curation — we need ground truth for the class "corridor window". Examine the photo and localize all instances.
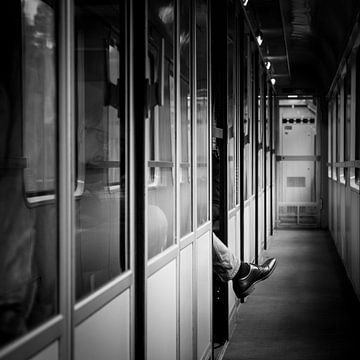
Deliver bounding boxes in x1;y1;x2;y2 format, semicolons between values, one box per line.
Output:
328;100;332;178
227;3;236;210
23;0;56;199
179;0;192;237
332;93;338;181
147;0;175;258
196;0;209;226
0;0;59;348
339;79;345;184
258;67;264;191
74;0;128;300
355;49;360;188
243;34;253;200
345;69;351;164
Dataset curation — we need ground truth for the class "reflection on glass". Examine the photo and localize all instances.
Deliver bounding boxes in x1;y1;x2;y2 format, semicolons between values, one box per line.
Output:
147;0;175;258
75;0;127;300
258;71;264;190
328;100;332;178
332;95;337;180
355;51;360;187
266;88;271;182
0;0;58;348
196;0;209;226
179;0;192;237
243;35;252;200
338;85;345;184
345;71;351;162
227;6;236;210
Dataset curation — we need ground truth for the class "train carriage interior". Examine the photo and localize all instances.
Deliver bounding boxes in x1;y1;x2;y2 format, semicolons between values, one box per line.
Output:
1;0;360;359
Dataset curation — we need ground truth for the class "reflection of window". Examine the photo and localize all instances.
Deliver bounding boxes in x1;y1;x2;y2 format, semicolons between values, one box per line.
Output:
328;100;332;178
147;1;175;259
23;0;56;200
107;42;121;187
0;0;59;348
227;12;236;210
74;1;127;301
244;35;253;200
339;80;345;184
179;0;192;237
196;0;209;226
332;94;338;181
355;50;360;188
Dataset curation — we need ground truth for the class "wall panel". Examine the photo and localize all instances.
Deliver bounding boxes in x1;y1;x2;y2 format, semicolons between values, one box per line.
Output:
147;261;177;360
228;216;236;314
30;342;59;360
180;245;193;360
75;290;130;360
197;231;211;359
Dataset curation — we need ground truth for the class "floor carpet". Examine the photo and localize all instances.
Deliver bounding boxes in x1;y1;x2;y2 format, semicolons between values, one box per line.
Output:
223;229;360;360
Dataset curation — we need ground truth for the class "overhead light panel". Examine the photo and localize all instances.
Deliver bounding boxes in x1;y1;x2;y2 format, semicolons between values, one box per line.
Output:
265;61;271;70
243;0;249;6
270;78;276;85
256;30;263;46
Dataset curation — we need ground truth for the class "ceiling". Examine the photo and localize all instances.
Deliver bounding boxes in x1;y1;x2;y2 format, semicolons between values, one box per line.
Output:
247;0;360;96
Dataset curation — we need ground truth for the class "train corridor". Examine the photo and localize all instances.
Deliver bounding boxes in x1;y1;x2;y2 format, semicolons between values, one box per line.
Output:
223;230;360;360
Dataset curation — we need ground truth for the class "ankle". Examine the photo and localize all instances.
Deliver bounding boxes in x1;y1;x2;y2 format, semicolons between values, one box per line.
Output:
235;262;250;279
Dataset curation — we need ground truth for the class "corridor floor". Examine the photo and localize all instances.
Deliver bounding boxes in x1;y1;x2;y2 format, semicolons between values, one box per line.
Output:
223;230;360;360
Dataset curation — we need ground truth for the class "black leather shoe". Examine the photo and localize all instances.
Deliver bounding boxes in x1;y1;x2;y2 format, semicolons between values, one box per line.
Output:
232;258;277;299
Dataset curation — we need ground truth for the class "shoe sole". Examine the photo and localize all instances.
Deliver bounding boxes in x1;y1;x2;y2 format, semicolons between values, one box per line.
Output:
239;258;277;300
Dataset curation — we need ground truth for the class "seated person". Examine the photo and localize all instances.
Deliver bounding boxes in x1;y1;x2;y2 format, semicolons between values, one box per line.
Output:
212;142;277;299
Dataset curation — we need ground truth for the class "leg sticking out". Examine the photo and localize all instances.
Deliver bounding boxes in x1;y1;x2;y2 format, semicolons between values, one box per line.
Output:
212;233;277;299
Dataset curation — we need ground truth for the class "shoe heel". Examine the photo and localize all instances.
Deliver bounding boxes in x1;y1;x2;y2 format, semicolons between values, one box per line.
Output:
239;285;255;302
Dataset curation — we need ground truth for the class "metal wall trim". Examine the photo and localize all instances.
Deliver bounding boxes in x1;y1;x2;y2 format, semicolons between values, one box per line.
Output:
180;232;196;250
59;0;75;358
147;246;179;278
74;273;133;325
0;316;63;360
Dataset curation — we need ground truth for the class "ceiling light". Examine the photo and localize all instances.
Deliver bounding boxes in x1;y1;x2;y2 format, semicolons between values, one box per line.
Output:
270;78;276;85
265;61;271;70
243;0;249;6
256;31;263;46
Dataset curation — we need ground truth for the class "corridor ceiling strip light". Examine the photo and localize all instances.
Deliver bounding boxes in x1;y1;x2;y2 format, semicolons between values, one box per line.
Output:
256;30;263;46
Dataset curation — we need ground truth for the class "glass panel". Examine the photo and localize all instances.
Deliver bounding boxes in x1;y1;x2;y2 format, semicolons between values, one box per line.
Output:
332;94;337;180
74;0;127;300
196;0;209;226
147;0;175;258
258;68;264;190
328;100;332;178
179;0;192;237
243;34;252;200
242;35;251;200
345;70;351;162
227;3;236;210
339;81;345;183
355;51;360;187
266;84;271;183
0;0;58;347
